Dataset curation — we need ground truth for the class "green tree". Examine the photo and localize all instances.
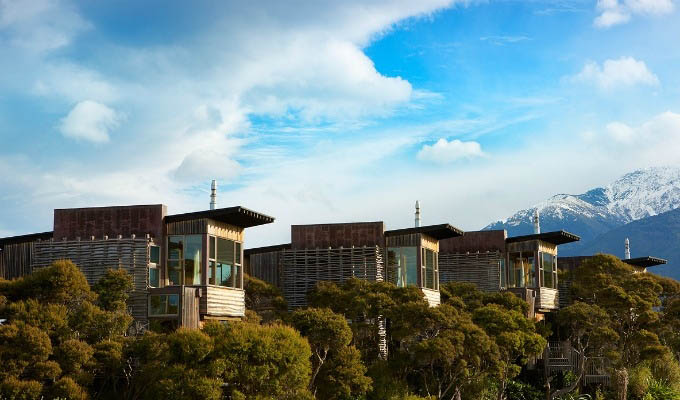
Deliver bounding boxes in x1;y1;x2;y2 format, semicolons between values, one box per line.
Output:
290;307;371;398
244;274;288;323
92;268;133;312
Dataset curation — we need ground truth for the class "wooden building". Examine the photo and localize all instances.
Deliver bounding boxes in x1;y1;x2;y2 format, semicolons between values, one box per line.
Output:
245;221;463;309
438;229;580;318
0;204;274;331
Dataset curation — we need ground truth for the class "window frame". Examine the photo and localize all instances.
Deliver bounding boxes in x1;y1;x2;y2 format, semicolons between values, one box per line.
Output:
148;294;180;317
208;235;243;289
148;244;161;288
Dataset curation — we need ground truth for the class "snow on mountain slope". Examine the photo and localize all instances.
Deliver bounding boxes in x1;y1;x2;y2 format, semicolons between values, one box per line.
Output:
484;167;680;246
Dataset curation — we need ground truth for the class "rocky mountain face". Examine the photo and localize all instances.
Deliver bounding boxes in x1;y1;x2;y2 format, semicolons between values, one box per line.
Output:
484;167;680;277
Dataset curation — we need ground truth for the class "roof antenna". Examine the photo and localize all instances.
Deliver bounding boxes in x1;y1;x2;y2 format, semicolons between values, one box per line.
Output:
210;180;217;210
415;200;421;228
533;209;540;234
625;238;631;260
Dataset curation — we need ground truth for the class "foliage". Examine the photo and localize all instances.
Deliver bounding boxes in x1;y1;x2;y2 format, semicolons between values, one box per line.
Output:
92;268;133;312
289;307;371;398
244;274;288;322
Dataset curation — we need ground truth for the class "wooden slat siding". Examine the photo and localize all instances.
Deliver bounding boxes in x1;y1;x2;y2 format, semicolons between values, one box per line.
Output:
438;251;502;292
198;286;245;317
420;234;439;252
385;233;420;248
206;220;243;242
1;241;37;280
280;246;383;309
182;287;200;328
166;219;207;235
247;250;283;287
421;288;440;307
537;288;559;310
32;238;150;322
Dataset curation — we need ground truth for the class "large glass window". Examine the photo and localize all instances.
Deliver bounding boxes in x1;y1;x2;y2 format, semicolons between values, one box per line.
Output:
149;294;179;316
167;235;202;286
387;247;418;288
208;236;242;288
508;251;537;288
541;252;558;289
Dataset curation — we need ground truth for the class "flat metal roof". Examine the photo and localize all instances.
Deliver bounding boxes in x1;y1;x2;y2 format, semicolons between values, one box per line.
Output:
623;256;668;268
0;231;53;247
506;230;580;245
165;206;275;228
384;223;464;240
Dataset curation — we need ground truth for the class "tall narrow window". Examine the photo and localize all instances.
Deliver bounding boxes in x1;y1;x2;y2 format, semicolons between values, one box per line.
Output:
167;236;183;285
542;252;554;289
387;247;418;288
149;245;161;288
425;249;435;289
184;235;202;285
500;258;507;289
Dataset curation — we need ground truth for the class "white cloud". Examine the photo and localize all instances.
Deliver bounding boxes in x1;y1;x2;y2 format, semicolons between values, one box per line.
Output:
417;138;485;163
0;0;90;52
605;121;636;143
479;35;531;45
594;0;674;28
570;57;659;90
58;100;122;143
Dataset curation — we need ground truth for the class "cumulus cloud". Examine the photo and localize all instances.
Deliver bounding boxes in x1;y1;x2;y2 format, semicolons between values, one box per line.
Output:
596;112;680;156
594;0;674;28
417;138;485;163
570;57;659;90
59;100;122;143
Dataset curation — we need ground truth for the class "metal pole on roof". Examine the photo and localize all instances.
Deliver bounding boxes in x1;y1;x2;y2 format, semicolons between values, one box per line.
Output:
415;200;421;228
625;238;631;259
210;180;217;210
533;209;540;234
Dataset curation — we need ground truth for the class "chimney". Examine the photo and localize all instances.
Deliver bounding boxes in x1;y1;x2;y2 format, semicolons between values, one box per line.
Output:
415;200;421;228
625;238;631;260
533;209;540;234
210;180;217;210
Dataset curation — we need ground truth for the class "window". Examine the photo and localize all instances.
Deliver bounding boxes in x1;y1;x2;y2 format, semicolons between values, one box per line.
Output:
208;236;243;288
387;247;418;288
508;251;537;288
150;246;160;264
422;248;437;290
149;245;161;288
149;294;179;316
167;235;202;286
149;268;160;288
500;258;507;289
541;252;558;289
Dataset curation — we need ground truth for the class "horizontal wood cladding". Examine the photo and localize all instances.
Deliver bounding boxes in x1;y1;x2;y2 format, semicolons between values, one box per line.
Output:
439;251;502;292
421;288;441;307
207;220;243;241
507;240;540;253
439;230;506;254
1;241;37;280
247;250;282;287
291;222;385;250
281;246;384;309
200;286;245;317
538;241;557;255
537;288;559;310
54;204;165;241
32;238;150;322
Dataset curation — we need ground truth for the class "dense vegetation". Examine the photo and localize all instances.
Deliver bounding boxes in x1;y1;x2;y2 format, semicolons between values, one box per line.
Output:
1;255;680;399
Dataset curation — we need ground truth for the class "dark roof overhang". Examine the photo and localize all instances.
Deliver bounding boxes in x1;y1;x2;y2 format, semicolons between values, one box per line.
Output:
506;230;580;246
623;256;667;268
165;206;274;228
0;231;53;248
244;243;292;256
385;223;464;240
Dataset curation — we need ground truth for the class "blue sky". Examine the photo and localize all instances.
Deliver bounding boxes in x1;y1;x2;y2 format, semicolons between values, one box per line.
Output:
1;0;679;246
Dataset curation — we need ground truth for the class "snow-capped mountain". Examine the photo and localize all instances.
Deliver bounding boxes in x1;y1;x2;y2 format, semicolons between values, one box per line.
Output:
484;167;680;247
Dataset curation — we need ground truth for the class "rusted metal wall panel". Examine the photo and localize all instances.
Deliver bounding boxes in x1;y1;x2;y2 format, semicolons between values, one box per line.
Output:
53;204;166;241
291;222;385;250
439;230;506;254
